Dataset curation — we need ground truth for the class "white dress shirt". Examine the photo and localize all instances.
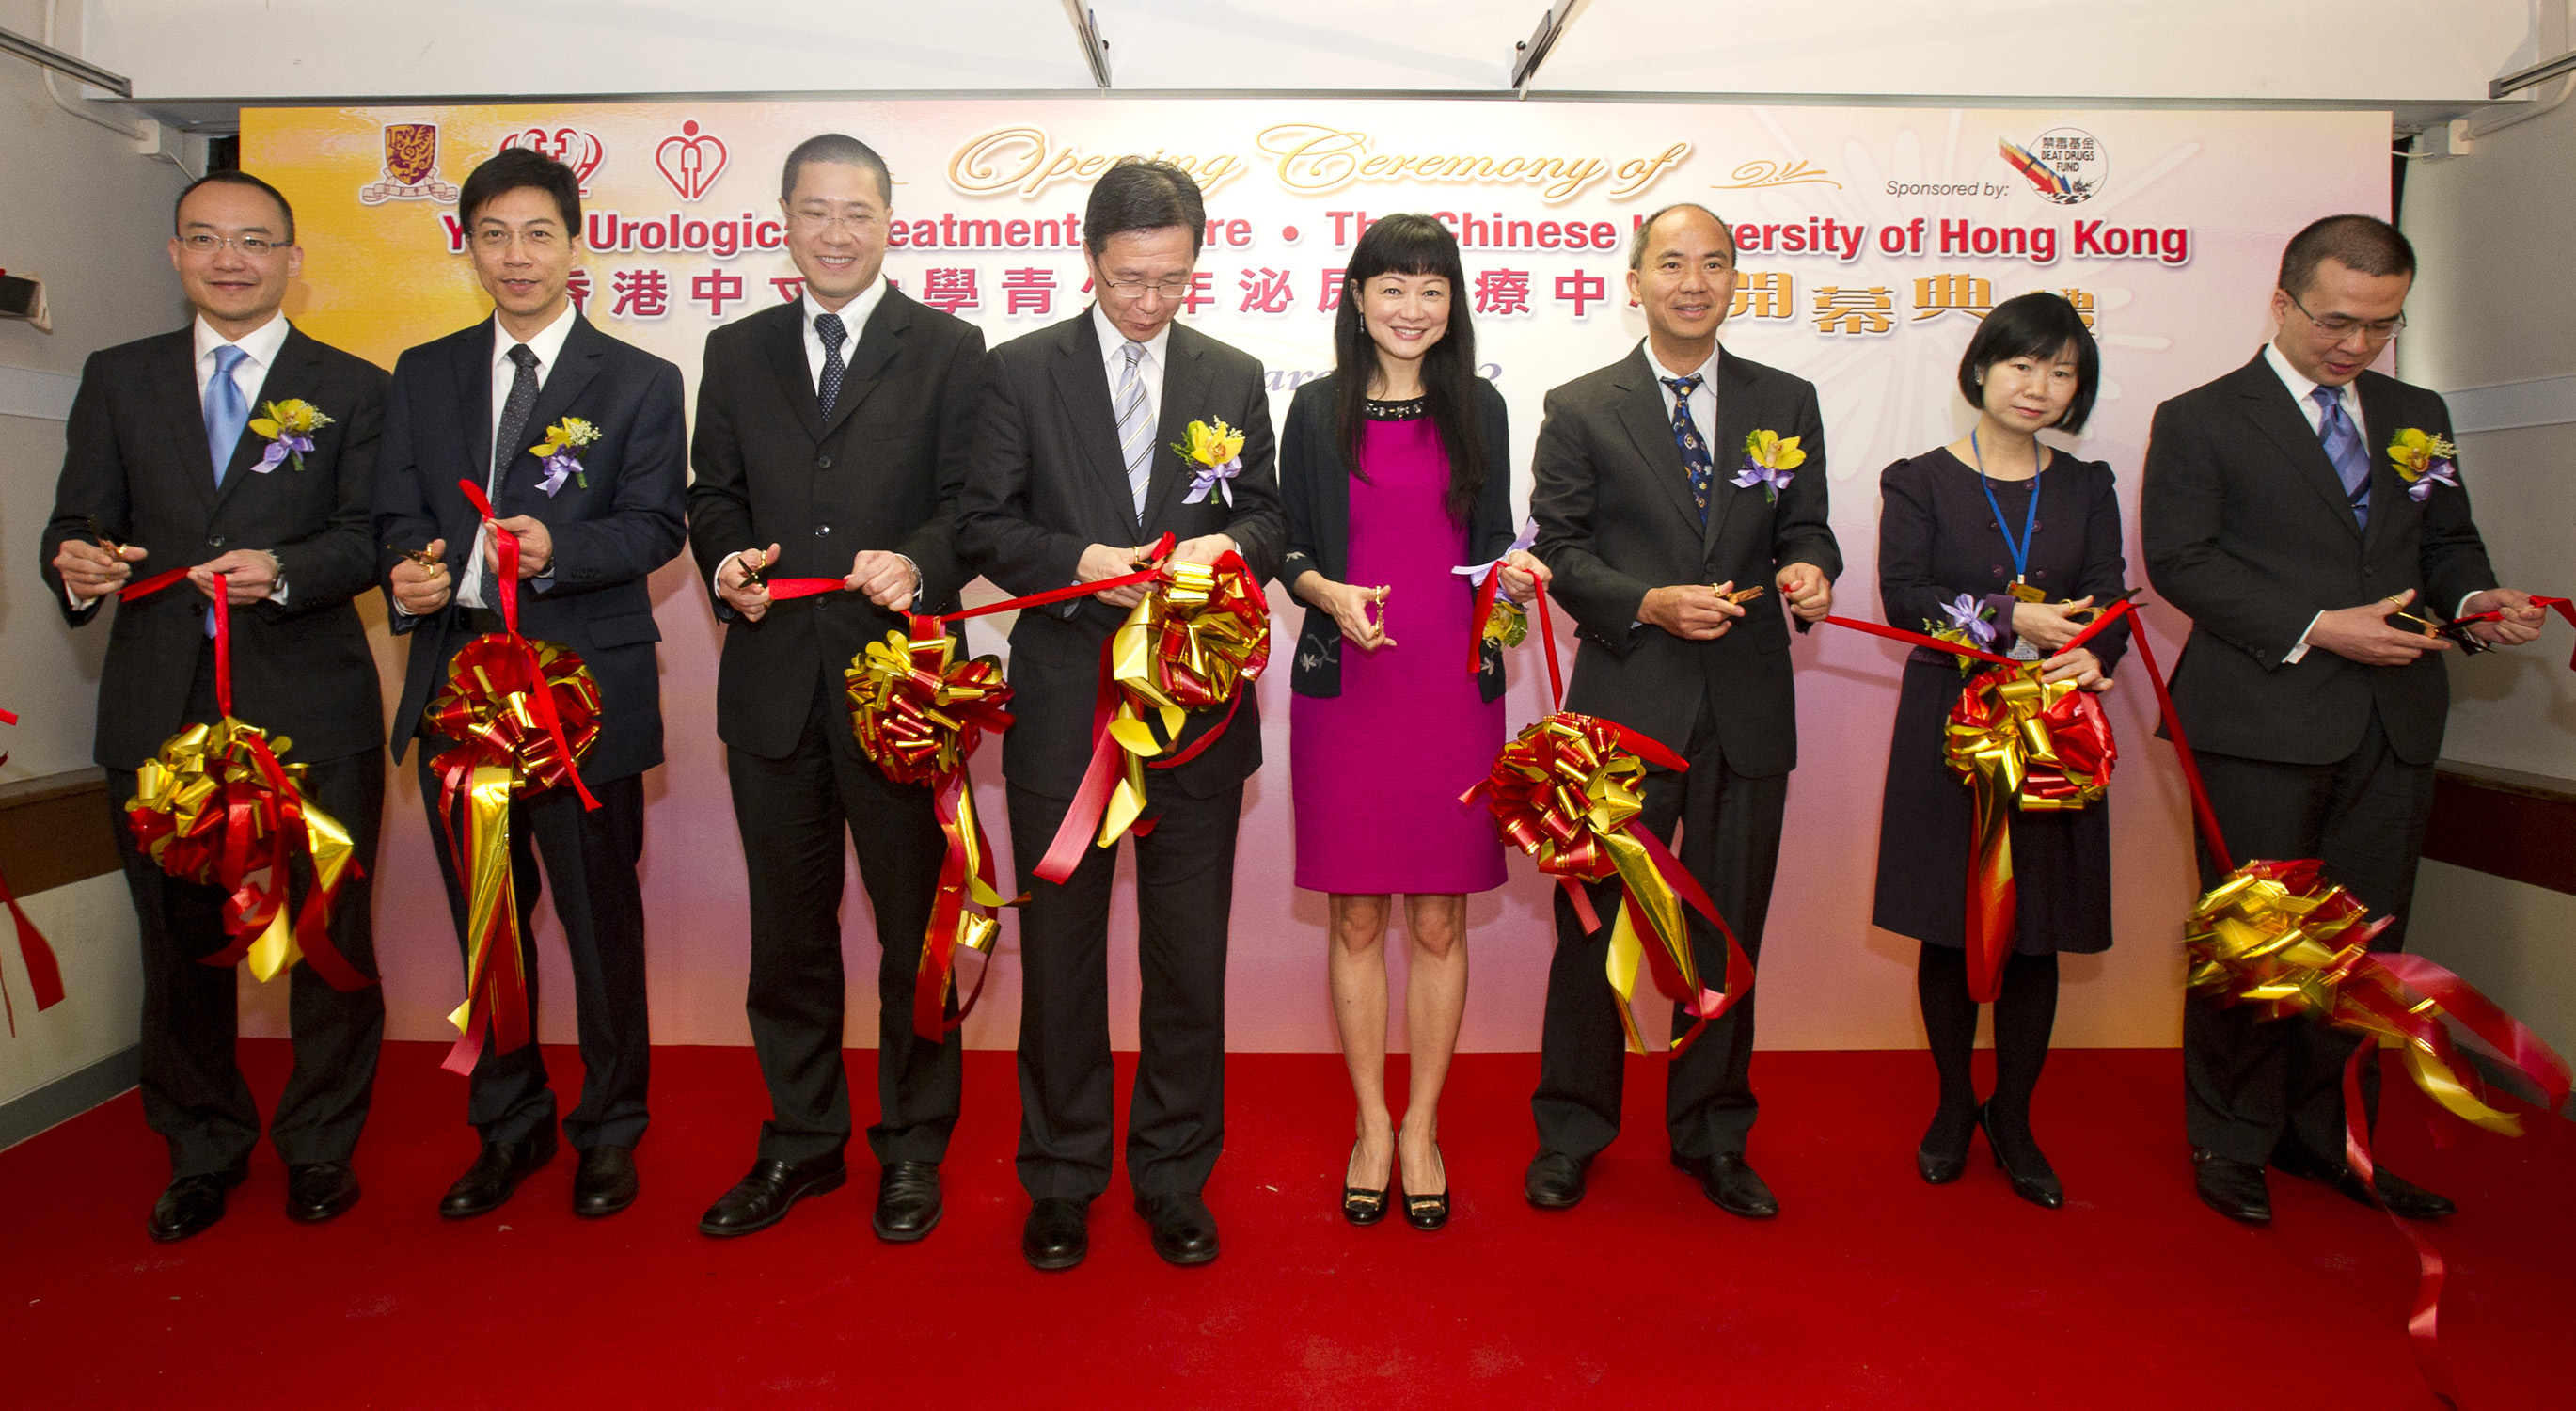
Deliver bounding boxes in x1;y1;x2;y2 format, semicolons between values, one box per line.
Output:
1094;302;1170;444
1645;339;1720;439
2264;341;2472;663
458;303;578;609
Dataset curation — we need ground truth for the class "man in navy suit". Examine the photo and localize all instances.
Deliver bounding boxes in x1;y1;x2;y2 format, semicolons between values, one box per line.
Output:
373;148;687;1221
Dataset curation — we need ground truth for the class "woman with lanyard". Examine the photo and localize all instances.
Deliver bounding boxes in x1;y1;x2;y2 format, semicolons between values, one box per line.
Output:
1868;292;2128;1208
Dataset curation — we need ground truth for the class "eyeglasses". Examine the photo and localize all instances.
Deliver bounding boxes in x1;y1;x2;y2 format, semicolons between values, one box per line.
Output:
1100;277;1196;299
787;209;879;233
2284;289;2405;341
178;232;287;256
473;228;561;250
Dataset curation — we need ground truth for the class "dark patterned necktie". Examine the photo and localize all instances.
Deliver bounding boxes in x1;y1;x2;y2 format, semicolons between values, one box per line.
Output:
814;312;847;422
1662;374;1714;523
483;343;541;607
2312;385;2371;531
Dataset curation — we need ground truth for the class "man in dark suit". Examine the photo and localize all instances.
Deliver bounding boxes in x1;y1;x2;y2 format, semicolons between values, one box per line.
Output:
956;159;1286;1271
43;170;389;1241
373;149;687;1221
687;134;988;1242
2142;214;2544;1226
1525;203;1840;1220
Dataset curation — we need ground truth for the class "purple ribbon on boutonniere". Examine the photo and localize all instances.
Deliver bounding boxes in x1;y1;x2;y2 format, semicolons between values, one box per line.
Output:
1181;457;1241;506
2407;461;2459;502
536;452;582;499
253;434;314;474
1942;593;1999;645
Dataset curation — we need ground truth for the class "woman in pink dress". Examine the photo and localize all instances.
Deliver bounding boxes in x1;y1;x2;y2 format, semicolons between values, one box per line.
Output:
1280;214;1546;1230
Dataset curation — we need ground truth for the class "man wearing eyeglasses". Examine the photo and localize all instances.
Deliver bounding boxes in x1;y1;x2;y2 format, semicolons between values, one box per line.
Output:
687;134;988;1241
41;171;390;1241
957;158;1286;1271
373;147;687;1223
2143;214;2546;1227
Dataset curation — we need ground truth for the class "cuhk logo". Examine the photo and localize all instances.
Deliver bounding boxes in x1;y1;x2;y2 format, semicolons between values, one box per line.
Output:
656;120;729;202
359;122;459;205
502;126;607;196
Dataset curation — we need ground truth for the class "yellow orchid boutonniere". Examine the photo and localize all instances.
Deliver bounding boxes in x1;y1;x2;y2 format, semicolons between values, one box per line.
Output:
246;399;333;472
1174;419;1246;507
530;417;602;496
1731;429;1807;504
2386;429;2459;502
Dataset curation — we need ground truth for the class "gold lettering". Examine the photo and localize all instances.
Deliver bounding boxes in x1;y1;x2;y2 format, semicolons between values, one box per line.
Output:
1609;142;1692;199
948;126;1051;197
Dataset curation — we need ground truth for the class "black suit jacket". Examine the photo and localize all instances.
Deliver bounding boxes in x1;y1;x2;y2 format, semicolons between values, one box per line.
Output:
2141;349;2497;766
955;311;1288;801
687;292;988;759
1530;343;1841;775
42;324;389;769
373;313;688;785
1276;373;1517;702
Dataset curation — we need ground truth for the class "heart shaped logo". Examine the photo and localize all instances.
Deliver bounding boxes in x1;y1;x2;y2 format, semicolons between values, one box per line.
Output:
655;120;728;202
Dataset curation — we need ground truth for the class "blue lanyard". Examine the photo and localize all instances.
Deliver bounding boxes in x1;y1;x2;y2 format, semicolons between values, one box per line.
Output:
1970;429;2041;583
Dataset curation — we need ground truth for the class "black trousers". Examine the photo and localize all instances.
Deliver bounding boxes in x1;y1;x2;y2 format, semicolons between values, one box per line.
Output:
416;752;650;1151
2184;708;2433;1166
727;668;959;1166
1007;776;1241;1202
112;644;386;1177
1534;690;1790;1164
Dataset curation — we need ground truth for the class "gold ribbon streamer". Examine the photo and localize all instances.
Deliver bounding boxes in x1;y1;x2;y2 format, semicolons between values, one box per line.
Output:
1940;663;2116;1003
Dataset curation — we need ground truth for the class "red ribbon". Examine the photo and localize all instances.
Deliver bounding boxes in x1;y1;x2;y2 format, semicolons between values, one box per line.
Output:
0;709;67;1037
118;564;195;602
2448;594;2576;670
457;480;599;812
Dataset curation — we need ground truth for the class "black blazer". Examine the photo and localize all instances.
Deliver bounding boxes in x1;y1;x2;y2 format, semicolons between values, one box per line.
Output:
955;311;1288;801
1876;448;2130;675
2141;349;2496;766
373;313;689;785
1277;373;1515;702
687;292;988;760
42;324;389;769
1530;343;1841;774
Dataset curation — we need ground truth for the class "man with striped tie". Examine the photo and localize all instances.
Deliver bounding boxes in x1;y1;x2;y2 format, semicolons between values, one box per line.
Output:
687;134;988;1241
957;158;1286;1271
2142;214;2547;1227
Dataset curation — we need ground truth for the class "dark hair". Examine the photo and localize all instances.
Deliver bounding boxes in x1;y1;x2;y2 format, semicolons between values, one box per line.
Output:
2278;214;2415;296
780;132;893;206
1333;214;1487;526
459;148;581;234
1628;202;1733;270
175;170;295;243
1956;292;2100;435
1083;158;1204;257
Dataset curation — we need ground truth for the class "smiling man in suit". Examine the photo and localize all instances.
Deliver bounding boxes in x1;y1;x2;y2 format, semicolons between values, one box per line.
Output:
43;170;390;1241
956;158;1286;1271
687;134;988;1241
1525;202;1840;1221
2143;214;2545;1227
373;147;687;1222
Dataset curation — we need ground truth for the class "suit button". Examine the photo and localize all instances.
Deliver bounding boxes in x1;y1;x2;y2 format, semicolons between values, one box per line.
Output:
815;454;832;469
208;534;226;547
815;525;831;537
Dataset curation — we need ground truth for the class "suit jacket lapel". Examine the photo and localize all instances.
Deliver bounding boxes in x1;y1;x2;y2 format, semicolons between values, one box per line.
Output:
454;320;496;490
2354;373;2405;558
1703;347;1759;554
150;333;223;512
1051;314;1141;538
1611;348;1709;535
210;327;323;515
1142;328;1211;531
501;316;607;507
762;304;825;444
2235;354;2362;543
819;290;908;445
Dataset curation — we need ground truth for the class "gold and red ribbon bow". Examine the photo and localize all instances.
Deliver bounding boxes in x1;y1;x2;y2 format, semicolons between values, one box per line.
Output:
0;708;69;1036
121;576;369;997
845;617;1019;1041
1035;541;1270;883
422;481;605;1076
1462;581;1750;1054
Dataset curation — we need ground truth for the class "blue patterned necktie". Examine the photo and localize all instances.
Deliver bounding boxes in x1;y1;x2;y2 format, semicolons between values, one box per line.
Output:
205;344;250;486
1662;373;1714;524
1114;341;1153;519
2312;385;2371;531
814;311;847;421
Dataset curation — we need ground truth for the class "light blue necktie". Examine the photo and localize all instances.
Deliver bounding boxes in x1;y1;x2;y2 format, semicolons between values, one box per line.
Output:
1114;341;1153;519
2312;385;2371;531
205;344;251;486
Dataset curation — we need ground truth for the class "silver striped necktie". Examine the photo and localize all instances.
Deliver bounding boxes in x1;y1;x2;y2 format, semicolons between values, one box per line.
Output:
1114;341;1152;518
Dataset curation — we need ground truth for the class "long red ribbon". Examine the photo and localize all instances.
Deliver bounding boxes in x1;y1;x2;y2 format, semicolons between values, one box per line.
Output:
2448;594;2576;670
0;708;67;1036
118;564;194;602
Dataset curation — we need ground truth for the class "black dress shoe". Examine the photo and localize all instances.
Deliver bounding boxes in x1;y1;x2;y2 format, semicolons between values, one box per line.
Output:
285;1161;361;1223
1918;1105;1974;1185
572;1145;638;1218
1674;1151;1778;1218
2193;1148;2271;1224
2271;1147;2457;1220
1978;1104;2063;1210
698;1153;846;1238
1023;1196;1090;1271
1136;1191;1220;1266
439;1135;558;1219
149;1164;248;1242
1401;1142;1450;1231
873;1162;942;1243
1525;1149;1588;1210
1343;1139;1391;1227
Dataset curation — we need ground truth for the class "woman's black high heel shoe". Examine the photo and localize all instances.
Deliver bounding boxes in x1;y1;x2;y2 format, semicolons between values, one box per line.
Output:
1979;1102;2064;1209
1343;1140;1390;1226
1400;1142;1450;1230
1917;1105;1974;1184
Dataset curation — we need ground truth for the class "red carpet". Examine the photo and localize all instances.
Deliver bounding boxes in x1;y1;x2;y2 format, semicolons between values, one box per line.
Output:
4;1041;2569;1409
